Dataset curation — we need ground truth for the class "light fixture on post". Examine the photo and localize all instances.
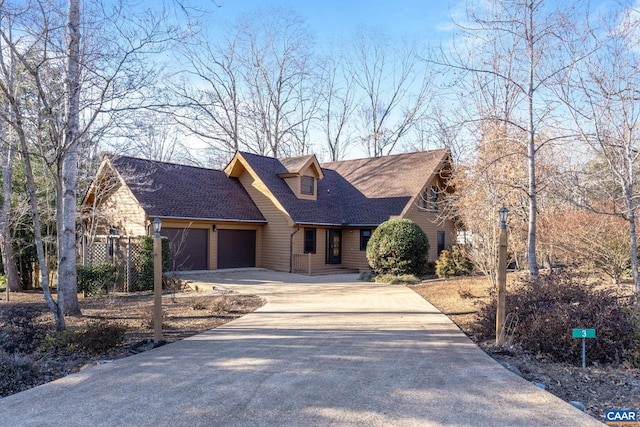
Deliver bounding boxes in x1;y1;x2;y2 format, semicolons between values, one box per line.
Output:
153;218;162;238
496;207;508;345
152;218;163;345
499;206;508;229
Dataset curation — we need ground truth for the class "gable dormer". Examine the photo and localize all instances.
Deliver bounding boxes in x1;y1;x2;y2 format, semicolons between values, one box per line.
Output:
279;154;324;201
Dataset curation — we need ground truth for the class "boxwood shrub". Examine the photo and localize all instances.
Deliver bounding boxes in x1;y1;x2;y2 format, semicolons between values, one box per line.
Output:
366;219;430;276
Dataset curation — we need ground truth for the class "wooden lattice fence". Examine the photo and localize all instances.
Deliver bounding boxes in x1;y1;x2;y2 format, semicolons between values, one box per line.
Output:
82;235;146;292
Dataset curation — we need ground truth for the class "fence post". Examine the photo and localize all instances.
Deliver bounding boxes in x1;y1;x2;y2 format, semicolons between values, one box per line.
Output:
82;234;87;266
307;253;311;275
126;237;131;293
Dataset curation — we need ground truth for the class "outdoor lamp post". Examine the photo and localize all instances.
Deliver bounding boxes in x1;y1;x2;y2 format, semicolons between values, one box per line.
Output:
153;218;163;345
496;207;508;345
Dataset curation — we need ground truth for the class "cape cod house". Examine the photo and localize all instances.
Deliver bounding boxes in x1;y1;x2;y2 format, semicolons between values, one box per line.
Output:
82;149;455;274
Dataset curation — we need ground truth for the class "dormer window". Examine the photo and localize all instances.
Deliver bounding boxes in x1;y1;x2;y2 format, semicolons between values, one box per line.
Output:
301;176;314;195
277;154;323;200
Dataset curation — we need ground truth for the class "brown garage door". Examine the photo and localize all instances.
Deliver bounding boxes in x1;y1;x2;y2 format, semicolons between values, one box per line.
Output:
161;228;208;271
218;229;256;269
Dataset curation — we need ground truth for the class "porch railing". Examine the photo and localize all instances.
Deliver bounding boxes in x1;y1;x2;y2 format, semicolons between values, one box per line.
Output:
292;253;312;275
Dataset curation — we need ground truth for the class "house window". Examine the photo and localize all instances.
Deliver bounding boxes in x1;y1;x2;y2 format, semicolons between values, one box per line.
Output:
437;231;445;256
301;176;314;195
418;187;438;210
418;188;428;209
304;228;316;254
429;186;438;210
360;229;372;251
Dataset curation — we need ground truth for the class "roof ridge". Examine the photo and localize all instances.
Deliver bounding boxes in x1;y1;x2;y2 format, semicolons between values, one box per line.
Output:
109;154;219;172
278;153;314;161
320;148;449;167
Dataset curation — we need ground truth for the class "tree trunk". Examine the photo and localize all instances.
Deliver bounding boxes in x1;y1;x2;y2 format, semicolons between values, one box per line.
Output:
626;189;640;299
58;0;81;315
15;118;64;330
527;140;539;280
0;48;21;297
0;129;20;295
526;3;539;282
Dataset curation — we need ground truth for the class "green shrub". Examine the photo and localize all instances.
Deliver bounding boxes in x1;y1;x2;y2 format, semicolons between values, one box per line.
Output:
0;275;6;291
425;261;436;276
435;244;474;278
473;272;640;366
366;219;430;276
77;263;117;296
359;271;376;282
38;321;127;355
136;236;170;291
37;329;77;355
373;274;420;284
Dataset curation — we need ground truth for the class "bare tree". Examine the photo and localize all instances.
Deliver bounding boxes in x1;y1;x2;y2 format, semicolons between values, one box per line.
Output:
449;123;529;286
237;7;316;157
57;0;81;315
440;0;584;279
0;126;20;297
285;69;320;157
317;49;357;161
112;111;196;165
347;28;432;157
407;109;464;163
557;6;640;296
173;6;316;159
0;18;20;296
552;209;631;284
0;0;186;329
172;30;245;159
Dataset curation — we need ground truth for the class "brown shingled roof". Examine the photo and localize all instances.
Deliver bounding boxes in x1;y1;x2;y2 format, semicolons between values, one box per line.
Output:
109;156;266;223
321;150;450;199
279;155;315;173
105;149;449;227
239;149;450;226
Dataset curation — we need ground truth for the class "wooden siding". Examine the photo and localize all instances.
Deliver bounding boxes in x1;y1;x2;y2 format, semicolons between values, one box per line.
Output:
291;227;371;271
292;227;327;270
341;229;371;271
96;181;147;236
239;171;293;271
403;179;456;261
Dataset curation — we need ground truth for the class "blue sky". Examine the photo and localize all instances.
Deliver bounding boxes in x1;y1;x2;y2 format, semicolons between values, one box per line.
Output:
204;0;459;45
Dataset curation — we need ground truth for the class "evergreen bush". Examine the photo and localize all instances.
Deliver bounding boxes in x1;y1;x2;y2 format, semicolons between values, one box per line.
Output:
136;236;170;291
366;219;430;276
37;321;127;355
435;244;474;278
76;263;117;296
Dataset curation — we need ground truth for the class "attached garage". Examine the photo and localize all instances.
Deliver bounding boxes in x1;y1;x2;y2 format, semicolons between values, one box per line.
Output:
217;229;256;269
161;228;209;271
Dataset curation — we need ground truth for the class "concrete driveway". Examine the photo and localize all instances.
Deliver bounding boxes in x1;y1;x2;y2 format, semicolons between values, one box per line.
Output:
1;270;603;426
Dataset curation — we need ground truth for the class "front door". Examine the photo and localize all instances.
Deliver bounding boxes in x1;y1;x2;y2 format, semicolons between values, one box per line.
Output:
327;229;342;264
